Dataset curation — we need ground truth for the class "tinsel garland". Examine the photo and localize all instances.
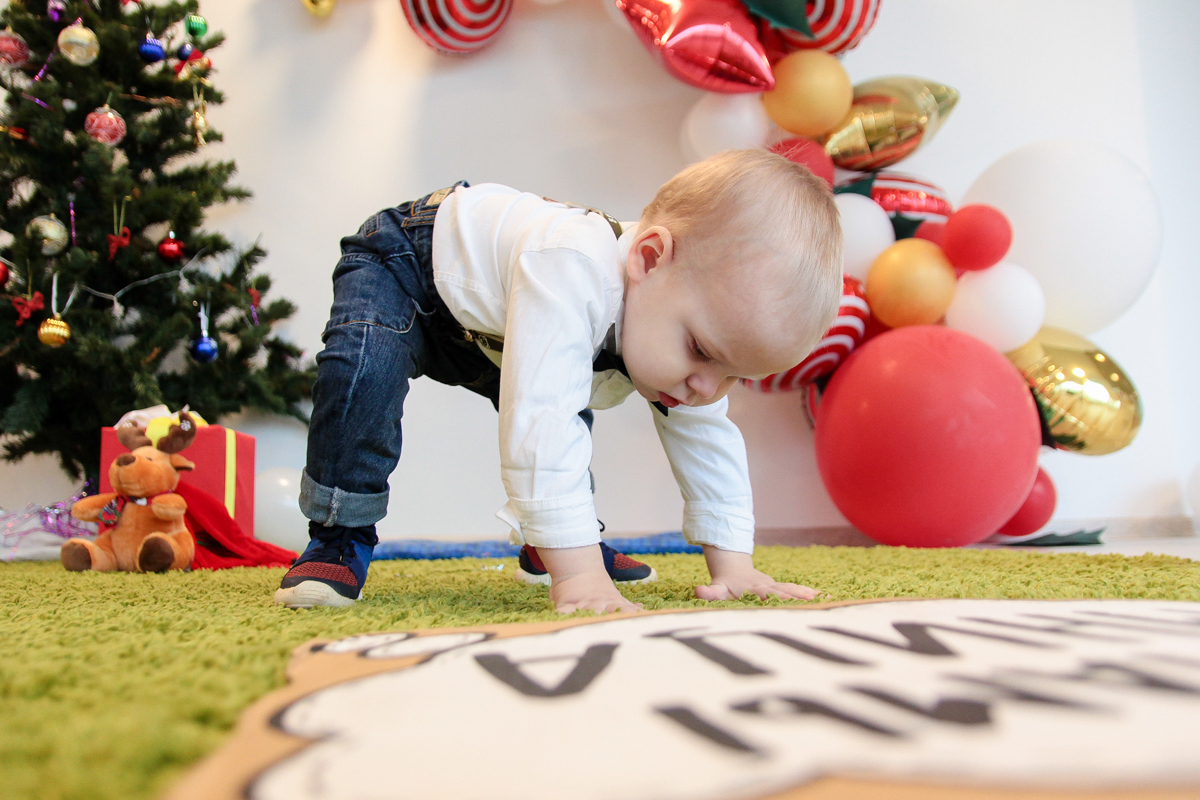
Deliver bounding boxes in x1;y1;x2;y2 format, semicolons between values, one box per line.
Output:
1;485;97;561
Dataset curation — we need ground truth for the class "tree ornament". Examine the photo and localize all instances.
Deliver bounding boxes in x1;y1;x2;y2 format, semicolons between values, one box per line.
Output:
46;0;67;23
174;47;210;78
158;230;184;262
107;195;132;261
185;14;208;38
303;0;337;17
0;29;31;68
85;103;126;144
139;34;166;63
57;21;100;66
37;274;77;347
177;42;194;60
189;86;208;145
38;317;71;346
0;260;9;288
191;302;218;363
26;214;69;255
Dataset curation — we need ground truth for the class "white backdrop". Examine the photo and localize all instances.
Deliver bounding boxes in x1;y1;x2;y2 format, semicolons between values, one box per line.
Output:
3;0;1198;541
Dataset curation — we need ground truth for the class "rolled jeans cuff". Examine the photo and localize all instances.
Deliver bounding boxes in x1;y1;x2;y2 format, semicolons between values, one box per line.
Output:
682;499;755;554
299;469;390;528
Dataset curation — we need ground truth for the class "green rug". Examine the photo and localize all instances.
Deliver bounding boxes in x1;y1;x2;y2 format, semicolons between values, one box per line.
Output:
1;546;1197;800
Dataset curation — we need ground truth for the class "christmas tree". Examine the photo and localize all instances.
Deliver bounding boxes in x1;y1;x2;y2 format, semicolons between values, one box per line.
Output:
0;0;315;485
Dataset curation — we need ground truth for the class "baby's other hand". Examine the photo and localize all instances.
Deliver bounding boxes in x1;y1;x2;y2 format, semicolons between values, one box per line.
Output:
698;546;825;603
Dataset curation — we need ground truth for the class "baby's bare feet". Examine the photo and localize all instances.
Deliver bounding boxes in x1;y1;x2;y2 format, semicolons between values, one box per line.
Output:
549;570;644;615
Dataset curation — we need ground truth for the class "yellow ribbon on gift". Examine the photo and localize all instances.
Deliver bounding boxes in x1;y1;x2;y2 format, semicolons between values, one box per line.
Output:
224;426;237;518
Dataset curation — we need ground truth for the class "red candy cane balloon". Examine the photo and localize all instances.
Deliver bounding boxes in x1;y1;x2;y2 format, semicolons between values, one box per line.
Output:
866;172;953;224
400;0;513;55
759;0;882;60
745;275;869;392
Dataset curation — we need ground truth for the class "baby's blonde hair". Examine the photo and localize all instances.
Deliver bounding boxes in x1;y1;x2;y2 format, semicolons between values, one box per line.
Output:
640;149;843;362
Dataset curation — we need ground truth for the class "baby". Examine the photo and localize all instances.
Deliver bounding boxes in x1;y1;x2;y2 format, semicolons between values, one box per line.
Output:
275;149;843;614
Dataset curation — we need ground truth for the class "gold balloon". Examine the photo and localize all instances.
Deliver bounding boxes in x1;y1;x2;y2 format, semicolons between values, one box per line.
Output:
302;0;336;17
57;23;99;66
1007;327;1141;456
865;238;956;328
761;51;853;138
822;76;959;171
38;317;71;347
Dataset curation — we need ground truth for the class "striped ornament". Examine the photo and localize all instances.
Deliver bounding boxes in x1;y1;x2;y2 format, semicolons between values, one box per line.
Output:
864;172;953;224
400;0;513;55
744;275;870;392
772;0;882;57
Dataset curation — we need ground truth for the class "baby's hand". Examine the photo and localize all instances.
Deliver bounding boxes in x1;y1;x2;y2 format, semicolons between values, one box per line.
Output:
536;544;644;615
697;546;824;602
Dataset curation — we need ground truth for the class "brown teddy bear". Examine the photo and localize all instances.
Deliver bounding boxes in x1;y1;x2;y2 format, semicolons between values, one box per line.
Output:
63;411;199;573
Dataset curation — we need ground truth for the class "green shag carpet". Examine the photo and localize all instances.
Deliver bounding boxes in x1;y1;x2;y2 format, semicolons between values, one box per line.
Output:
2;546;1198;800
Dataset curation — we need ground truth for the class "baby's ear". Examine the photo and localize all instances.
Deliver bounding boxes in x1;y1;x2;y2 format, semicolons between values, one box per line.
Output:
628;225;673;280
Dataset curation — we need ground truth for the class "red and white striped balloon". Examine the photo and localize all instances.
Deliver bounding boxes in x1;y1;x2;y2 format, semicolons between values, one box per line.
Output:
400;0;513;55
766;0;882;57
863;171;953;224
744;275;870;392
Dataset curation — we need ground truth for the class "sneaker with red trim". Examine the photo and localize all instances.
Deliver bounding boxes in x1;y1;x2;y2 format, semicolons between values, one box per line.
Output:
274;525;375;609
515;542;657;586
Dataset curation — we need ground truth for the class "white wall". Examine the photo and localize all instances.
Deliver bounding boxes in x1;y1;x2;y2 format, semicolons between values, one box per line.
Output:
3;0;1198;541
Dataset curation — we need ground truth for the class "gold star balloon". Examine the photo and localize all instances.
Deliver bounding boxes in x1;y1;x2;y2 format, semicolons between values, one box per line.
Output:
1007;327;1142;456
821;76;959;171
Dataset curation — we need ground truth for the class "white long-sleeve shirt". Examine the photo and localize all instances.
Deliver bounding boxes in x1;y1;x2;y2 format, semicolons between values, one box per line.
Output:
431;183;755;553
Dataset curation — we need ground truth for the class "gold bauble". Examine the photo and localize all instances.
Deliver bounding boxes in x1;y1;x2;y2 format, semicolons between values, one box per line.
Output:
865;238;956;328
57;23;99;67
822;76;959;171
1007;327;1141;456
302;0;336;17
761;51;853;138
38;317;71;347
26;213;69;255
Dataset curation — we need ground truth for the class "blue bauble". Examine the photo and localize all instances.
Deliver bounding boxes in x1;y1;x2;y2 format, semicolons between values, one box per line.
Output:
190;335;218;363
139;35;165;63
177;42;194;60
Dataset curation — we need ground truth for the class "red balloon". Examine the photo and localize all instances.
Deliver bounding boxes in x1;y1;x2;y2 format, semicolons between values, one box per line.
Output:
941;204;1013;271
913;220;945;247
617;0;774;93
814;326;1041;547
770;138;835;187
997;467;1057;537
399;0;513;55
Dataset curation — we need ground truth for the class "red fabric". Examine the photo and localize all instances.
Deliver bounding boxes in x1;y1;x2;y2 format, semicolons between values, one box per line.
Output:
176;482;296;570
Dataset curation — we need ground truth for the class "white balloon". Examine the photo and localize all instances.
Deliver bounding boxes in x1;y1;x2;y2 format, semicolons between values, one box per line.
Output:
681;93;770;161
834;193;895;282
962;140;1162;334
254;467;310;554
945;261;1046;353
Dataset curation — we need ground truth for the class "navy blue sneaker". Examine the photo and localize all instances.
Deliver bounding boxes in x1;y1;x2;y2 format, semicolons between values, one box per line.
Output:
515;542;657;586
274;525;376;609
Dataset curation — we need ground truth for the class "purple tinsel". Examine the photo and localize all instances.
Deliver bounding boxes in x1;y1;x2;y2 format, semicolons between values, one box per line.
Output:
2;485;97;561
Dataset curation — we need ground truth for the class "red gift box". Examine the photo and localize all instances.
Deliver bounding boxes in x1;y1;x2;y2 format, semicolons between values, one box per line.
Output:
99;424;256;536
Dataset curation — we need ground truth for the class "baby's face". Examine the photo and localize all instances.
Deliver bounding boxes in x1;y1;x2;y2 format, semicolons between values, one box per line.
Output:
621;230;805;409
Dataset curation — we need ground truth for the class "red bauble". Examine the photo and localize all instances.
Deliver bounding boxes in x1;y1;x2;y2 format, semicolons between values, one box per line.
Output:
399;0;513;55
158;232;184;262
814;326;1042;548
0;30;30;67
0;261;9;288
769;137;835;187
744;275;869;391
997;467;1057;537
616;0;774;93
941;204;1013;271
84;105;127;145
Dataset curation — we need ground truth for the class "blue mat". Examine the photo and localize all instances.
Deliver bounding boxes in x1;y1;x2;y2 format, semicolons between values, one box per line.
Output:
371;532;701;560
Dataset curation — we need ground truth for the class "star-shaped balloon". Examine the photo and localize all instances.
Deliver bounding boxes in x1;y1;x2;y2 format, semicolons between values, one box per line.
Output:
617;0;775;93
822;76;959;171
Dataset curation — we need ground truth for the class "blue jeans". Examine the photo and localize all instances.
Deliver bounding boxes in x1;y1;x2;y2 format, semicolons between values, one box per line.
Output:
299;186;594;534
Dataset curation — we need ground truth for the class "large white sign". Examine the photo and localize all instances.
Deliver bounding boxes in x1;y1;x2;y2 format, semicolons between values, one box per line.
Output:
174;600;1200;800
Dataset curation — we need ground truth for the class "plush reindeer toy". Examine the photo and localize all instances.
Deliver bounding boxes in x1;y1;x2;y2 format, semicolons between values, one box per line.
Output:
64;412;199;573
